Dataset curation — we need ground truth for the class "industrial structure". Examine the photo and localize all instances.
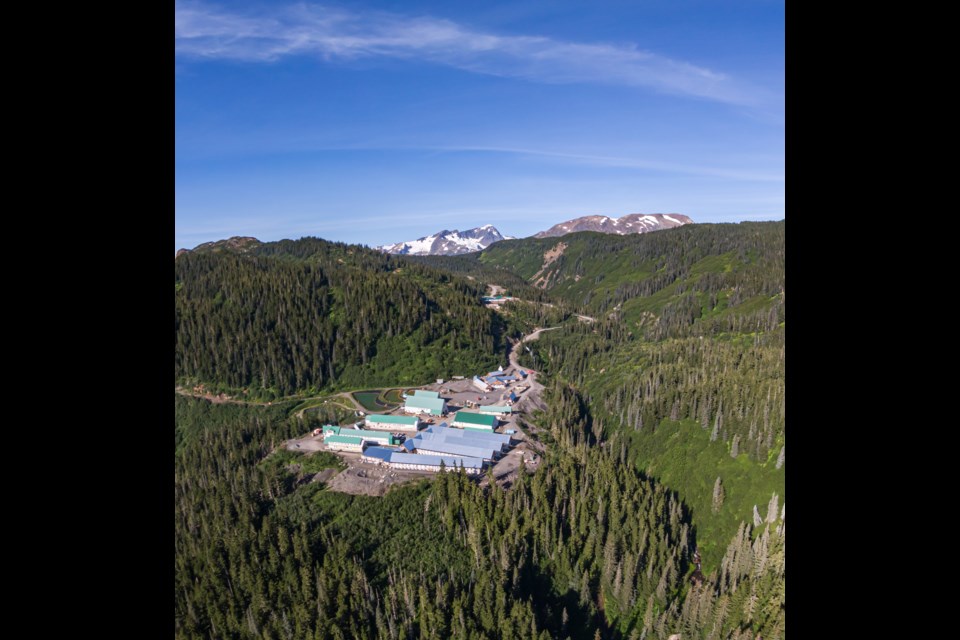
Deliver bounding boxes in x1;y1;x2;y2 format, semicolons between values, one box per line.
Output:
361;447;484;474
321;362;530;476
403;389;448;415
365;414;420;431
424;424;511;446
478;405;512;416
450;411;498;431
322;425;400;451
342;424;514;475
402;425;510;460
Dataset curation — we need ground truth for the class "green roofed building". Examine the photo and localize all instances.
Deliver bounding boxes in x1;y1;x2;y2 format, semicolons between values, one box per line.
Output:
451;411;498;431
324;435;367;451
413;390;440;399
478;405;513;415
404;394;447;416
365;414;420;431
324;428;399;451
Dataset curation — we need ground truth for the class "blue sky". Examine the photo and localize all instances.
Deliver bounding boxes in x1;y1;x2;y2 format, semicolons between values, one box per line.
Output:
175;0;784;251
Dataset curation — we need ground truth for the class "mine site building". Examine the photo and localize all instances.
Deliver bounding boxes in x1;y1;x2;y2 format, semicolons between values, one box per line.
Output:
472;376;491;392
365;414;420;431
450;411;498;431
323;426;400;451
403;390;447;415
361;447;484;475
478;405;512;416
404;432;500;461
424;424;512;447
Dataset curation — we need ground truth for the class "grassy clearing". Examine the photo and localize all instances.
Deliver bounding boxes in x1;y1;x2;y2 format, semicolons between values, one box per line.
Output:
258;448;345;476
625;418;784;568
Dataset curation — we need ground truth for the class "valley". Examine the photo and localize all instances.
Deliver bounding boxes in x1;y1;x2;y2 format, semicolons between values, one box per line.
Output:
175;221;785;639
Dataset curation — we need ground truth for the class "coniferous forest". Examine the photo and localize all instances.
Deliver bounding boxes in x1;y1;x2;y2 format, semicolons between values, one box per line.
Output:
176;239;512;399
175;222;785;639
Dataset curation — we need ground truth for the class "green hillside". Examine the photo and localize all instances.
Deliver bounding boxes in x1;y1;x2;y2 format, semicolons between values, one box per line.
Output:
503;223;785;568
480;222;784;339
176;394;784;639
175;222;785;639
175;237;513;399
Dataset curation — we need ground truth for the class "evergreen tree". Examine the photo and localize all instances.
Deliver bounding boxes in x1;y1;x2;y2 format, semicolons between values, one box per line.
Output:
766;493;780;524
712;476;725;514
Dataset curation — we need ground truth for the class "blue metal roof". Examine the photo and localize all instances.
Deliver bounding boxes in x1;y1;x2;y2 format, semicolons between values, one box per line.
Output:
361;446;394;462
388;451;484;470
417;430;508;446
411;438;497;460
424;425;511;445
402;439;416;452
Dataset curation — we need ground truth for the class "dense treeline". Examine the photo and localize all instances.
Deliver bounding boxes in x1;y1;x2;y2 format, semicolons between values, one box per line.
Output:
506;223;785;571
175;238;514;398
527;322;784;463
175;393;783;639
398;252;553;306
176;223;785;638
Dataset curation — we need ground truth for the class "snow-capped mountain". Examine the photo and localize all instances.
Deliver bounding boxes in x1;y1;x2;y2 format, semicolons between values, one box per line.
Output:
377;225;510;256
534;214;692;238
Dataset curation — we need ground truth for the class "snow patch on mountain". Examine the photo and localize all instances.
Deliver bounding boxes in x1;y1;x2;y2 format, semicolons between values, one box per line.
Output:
534;213;692;238
377;225;507;256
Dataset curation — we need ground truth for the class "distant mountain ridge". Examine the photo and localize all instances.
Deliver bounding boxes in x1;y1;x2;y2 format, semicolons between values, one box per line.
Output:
377;225;510;256
176;236;261;258
180;213;692;258
534;213;691;238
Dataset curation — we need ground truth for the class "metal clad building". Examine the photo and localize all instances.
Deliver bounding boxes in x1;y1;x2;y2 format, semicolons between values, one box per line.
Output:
365;414;420;431
323;426;399;451
451;411;498;430
424;425;511;447
414;430;509;454
410;438;499;461
360;447;484;474
478;405;512;415
388;452;484;474
403;393;447;415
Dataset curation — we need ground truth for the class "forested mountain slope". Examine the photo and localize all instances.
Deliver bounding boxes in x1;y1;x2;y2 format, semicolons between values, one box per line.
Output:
175;222;785;639
176;394;784;640
408;222;784;567
497;222;785;567
175;237;512;398
479;222;783;338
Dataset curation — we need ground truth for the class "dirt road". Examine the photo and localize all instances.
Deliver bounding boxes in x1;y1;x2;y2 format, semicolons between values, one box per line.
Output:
508;326;560;415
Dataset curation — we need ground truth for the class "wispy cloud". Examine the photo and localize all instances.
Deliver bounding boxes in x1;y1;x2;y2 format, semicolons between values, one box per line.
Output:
175;1;760;105
418;146;784;182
